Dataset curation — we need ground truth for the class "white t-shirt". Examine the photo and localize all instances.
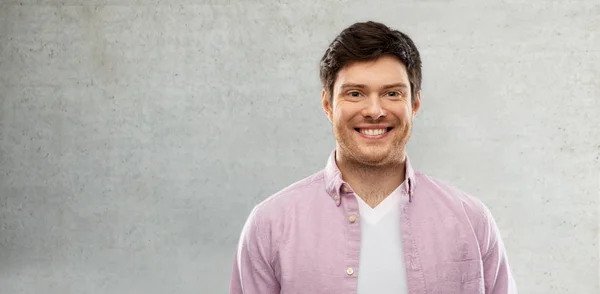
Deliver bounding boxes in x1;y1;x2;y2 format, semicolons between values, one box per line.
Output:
355;186;408;294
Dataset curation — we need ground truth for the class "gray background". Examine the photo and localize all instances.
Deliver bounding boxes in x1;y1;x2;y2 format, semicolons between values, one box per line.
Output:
1;0;599;293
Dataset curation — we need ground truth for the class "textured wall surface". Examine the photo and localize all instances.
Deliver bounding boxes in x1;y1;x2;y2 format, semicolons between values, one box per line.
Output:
1;0;599;293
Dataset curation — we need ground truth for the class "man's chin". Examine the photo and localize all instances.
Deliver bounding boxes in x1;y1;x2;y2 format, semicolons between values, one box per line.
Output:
352;148;393;165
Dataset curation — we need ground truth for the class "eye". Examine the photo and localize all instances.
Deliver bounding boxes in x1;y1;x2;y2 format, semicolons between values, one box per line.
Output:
348;91;361;98
387;91;401;97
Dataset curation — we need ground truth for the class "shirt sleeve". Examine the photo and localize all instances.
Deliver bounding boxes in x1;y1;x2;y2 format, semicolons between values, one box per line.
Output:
229;206;281;294
478;203;518;294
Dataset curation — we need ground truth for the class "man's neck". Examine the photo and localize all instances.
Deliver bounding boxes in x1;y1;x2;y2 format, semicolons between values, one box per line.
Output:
336;151;406;208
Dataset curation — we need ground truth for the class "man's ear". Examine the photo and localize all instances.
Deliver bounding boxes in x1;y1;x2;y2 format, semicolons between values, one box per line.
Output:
412;90;421;119
322;89;333;123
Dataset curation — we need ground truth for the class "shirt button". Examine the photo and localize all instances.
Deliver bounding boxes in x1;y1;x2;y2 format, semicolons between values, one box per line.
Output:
348;215;356;223
343;186;349;193
346;267;354;275
334;194;339;201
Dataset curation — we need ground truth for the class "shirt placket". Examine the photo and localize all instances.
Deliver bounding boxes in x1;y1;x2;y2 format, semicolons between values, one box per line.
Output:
340;185;361;293
401;189;426;293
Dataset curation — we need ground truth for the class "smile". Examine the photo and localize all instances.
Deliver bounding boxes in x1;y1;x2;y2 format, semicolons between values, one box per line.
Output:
354;127;393;138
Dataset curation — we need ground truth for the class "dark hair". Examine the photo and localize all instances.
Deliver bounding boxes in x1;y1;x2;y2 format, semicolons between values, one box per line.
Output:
319;21;422;104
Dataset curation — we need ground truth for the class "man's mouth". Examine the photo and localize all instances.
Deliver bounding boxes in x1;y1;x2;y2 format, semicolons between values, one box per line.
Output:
354;127;393;136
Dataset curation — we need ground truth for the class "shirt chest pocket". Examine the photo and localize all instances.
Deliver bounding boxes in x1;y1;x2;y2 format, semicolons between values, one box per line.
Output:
432;260;484;294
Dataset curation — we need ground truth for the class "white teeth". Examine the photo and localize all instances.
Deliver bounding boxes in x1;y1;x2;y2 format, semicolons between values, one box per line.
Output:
359;128;387;136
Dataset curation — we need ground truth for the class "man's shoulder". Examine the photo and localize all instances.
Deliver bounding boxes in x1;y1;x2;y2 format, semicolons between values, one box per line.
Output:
414;171;489;219
251;169;326;217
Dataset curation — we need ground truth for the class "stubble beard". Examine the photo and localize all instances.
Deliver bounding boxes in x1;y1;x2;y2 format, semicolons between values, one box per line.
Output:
334;120;412;171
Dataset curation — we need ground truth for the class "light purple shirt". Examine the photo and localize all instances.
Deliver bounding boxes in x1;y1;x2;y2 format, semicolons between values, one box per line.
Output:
230;150;517;294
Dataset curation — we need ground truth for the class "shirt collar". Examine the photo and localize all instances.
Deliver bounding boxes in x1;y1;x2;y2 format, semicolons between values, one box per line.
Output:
323;149;417;206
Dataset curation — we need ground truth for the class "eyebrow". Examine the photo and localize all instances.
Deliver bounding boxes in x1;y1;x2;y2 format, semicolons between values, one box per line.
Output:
340;83;409;91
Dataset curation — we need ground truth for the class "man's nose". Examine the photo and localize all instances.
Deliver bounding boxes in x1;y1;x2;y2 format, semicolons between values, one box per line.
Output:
362;95;386;119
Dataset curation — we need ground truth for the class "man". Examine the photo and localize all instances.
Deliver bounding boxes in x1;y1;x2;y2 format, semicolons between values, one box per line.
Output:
230;21;517;294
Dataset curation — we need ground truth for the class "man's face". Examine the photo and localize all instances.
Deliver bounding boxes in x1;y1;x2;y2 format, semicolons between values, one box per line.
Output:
322;55;421;166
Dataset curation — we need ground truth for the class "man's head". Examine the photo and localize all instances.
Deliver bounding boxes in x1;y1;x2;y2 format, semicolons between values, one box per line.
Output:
320;21;422;167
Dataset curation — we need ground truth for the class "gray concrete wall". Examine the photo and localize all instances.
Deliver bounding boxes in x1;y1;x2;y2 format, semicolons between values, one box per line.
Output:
1;0;598;293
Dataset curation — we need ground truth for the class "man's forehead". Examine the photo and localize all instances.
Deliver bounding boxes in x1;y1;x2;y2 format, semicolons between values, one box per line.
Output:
335;60;409;86
338;82;409;90
334;73;410;91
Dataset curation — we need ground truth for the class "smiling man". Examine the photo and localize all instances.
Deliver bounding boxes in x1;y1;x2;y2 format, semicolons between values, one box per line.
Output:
230;21;517;294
